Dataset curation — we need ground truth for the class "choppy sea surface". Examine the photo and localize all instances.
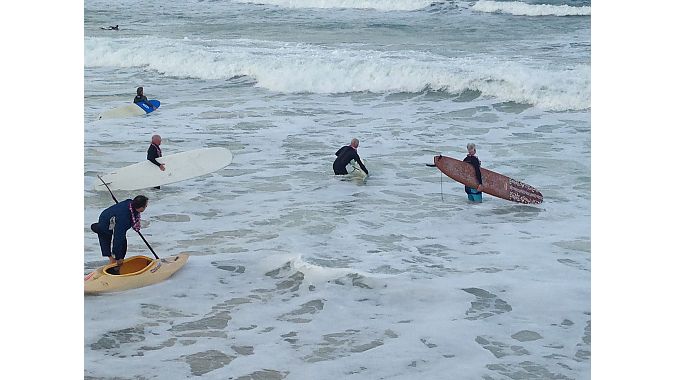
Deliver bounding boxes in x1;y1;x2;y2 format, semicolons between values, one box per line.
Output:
84;0;590;379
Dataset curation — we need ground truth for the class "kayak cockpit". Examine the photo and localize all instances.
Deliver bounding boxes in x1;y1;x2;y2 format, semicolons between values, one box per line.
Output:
104;256;154;276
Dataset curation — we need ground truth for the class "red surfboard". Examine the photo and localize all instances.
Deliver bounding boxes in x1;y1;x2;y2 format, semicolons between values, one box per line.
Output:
433;155;543;204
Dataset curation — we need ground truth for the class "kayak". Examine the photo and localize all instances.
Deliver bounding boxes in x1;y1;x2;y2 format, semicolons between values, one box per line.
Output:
84;253;189;295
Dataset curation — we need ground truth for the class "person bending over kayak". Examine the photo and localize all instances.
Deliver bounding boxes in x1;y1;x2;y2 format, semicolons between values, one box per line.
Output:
463;143;484;202
90;195;148;274
134;86;156;110
333;138;368;175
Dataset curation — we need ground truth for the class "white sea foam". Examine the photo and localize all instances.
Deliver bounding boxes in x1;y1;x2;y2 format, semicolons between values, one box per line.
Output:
472;1;591;16
85;37;589;111
84;75;591;378
232;0;435;11
84;1;590;378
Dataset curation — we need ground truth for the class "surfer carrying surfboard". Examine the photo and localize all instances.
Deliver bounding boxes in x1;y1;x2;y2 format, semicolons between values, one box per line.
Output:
463;143;484;202
90;195;149;275
147;135;165;172
333;138;368;176
134;87;157;110
147;135;165;189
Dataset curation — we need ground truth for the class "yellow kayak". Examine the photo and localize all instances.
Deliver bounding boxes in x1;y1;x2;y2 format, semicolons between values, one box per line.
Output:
84;253;189;295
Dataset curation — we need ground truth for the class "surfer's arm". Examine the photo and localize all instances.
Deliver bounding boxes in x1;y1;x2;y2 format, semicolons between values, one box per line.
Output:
355;156;368;175
474;166;482;191
147;147;163;167
140;98;155;109
470;157;482;185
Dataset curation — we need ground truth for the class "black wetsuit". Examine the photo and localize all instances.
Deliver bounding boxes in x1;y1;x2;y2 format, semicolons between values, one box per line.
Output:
147;143;162;167
333;146;368;175
463;155;482;194
147;143;162;189
134;95;154;109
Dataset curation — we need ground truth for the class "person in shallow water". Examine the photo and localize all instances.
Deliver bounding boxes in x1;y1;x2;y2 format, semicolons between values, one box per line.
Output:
90;195;148;274
147;134;165;189
133;86;156;110
463;143;484;202
147;134;165;172
333;138;368;176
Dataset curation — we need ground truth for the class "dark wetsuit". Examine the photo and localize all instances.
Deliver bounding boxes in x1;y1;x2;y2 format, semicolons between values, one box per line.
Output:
134;95;154;109
463;155;482;200
147;143;162;189
333;146;368;175
147;143;162;167
91;199;139;261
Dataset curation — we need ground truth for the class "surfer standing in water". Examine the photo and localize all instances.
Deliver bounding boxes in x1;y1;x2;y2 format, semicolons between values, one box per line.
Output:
463;143;483;202
333;138;368;176
147;134;164;189
134;86;157;110
90;195;149;275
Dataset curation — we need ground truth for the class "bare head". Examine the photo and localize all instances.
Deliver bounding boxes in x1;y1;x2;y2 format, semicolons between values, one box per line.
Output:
467;143;476;155
151;134;162;145
132;195;149;212
350;138;359;149
137;86;144;96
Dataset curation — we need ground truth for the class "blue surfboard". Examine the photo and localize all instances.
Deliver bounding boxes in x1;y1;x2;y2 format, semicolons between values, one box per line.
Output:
135;99;161;114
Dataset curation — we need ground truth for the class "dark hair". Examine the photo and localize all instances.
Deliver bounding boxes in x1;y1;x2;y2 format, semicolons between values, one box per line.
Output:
136;86;143;96
132;195;148;209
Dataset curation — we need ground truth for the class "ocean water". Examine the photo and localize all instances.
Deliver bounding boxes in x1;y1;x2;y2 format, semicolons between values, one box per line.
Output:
84;0;591;379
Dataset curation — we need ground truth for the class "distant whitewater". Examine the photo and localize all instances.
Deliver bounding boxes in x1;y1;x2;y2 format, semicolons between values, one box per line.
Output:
472;1;591;16
232;0;435;11
85;36;589;111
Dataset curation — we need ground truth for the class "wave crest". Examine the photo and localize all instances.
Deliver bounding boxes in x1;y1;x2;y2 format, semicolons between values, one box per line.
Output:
232;0;435;11
85;36;589;111
472;1;591;16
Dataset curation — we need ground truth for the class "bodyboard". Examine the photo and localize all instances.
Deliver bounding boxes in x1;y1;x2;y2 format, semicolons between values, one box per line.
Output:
98;99;160;120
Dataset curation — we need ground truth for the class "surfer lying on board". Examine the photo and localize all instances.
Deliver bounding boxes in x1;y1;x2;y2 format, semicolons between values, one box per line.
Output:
101;25;119;30
333;138;368;175
90;195;149;275
464;143;484;202
134;86;157;110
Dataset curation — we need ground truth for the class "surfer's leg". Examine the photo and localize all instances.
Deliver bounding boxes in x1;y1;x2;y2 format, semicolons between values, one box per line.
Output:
97;232;113;260
468;193;482;202
467;188;482;202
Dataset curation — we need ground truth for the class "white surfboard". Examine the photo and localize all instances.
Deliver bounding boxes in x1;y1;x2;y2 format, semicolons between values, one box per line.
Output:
94;147;233;191
98;104;146;120
349;159;368;180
